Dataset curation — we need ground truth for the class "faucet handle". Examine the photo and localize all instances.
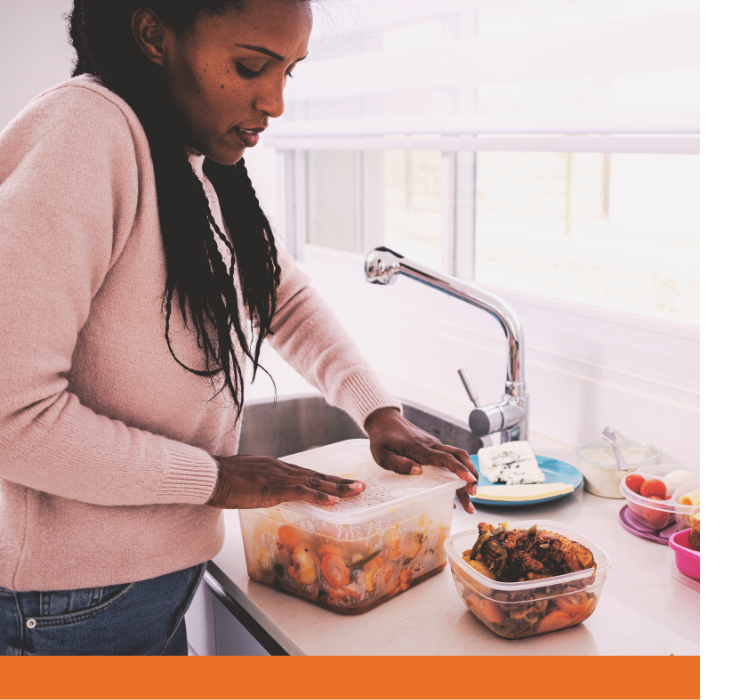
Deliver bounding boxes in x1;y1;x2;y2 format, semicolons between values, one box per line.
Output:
458;368;482;408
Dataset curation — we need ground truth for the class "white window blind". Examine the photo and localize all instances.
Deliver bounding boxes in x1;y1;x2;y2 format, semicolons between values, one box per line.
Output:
268;0;699;154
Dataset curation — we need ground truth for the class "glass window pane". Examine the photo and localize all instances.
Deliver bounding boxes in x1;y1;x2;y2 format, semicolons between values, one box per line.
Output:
475;152;699;325
307;150;359;253
384;150;442;269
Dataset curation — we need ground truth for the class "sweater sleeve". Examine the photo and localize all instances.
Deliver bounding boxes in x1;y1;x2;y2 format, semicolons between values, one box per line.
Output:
0;85;218;507
266;245;402;430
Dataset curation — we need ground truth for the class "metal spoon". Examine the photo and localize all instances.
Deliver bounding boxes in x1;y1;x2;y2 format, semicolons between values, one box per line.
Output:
602;426;630;471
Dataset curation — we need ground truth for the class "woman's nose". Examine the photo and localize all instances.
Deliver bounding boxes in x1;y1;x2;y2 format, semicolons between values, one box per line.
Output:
254;74;285;119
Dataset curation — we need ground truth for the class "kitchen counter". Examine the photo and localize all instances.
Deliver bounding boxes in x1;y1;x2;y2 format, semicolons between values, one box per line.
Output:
207;441;699;656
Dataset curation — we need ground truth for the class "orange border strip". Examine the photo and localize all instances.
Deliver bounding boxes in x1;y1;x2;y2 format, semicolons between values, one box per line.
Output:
0;656;699;699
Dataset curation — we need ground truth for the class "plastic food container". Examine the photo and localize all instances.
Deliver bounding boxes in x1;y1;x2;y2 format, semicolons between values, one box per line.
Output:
576;438;659;498
669;529;700;581
445;520;612;639
238;440;462;614
619;464;700;531
672;479;701;531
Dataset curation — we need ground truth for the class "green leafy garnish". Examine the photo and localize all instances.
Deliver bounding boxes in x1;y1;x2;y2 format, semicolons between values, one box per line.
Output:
348;549;382;570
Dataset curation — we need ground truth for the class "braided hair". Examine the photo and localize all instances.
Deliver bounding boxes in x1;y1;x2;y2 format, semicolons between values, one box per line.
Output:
67;0;292;424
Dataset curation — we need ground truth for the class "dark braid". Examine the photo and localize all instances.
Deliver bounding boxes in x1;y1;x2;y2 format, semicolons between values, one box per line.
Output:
67;0;292;423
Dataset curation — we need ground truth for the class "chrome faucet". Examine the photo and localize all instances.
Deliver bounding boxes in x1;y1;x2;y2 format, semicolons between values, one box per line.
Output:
364;246;529;443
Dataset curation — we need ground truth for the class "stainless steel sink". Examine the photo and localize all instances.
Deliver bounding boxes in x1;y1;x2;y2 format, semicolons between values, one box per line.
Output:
238;393;483;457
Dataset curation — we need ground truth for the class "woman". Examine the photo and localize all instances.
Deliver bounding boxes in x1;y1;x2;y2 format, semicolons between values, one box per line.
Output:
0;0;478;655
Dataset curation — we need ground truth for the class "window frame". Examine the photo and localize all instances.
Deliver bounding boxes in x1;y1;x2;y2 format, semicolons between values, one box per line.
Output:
271;138;699;400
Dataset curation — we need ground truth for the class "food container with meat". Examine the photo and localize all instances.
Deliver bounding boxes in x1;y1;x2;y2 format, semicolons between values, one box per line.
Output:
238;440;462;614
445;520;612;639
619;465;699;531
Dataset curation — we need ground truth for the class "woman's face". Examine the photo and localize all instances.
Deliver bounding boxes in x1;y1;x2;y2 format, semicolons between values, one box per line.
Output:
135;0;312;165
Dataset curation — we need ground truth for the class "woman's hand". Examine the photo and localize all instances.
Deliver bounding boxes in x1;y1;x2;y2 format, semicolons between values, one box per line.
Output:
207;455;365;509
364;407;479;513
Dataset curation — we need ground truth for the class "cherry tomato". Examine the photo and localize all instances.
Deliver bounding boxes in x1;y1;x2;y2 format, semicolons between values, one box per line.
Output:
643;495;670;529
624;474;645;493
640;479;667;499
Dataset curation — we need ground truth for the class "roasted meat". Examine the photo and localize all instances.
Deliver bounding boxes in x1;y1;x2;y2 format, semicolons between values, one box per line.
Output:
464;522;596;582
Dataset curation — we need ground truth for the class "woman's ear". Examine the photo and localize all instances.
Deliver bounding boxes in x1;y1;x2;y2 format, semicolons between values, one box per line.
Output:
131;8;169;66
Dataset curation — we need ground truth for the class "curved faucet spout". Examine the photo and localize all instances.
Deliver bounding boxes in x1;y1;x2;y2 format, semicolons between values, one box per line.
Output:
364;246;525;391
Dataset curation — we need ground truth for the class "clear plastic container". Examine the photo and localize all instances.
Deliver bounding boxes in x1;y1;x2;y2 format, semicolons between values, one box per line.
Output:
619;464;699;531
576;438;659;498
445;520;612;639
238;440;462;614
672;479;701;531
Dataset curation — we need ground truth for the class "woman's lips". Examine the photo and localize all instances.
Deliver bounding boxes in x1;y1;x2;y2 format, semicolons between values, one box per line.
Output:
235;127;263;148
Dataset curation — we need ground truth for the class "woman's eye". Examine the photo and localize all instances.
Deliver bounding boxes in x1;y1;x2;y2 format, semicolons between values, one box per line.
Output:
236;63;262;78
285;70;294;79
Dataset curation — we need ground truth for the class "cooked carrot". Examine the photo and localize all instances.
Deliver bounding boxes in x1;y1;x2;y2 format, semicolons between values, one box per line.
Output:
320;555;350;588
277;525;298;547
379;564;398;594
406;544;422;561
386;532;403;560
481;599;507;625
318;543;347;558
570;598;595;625
554;591;588;616
536;610;572;634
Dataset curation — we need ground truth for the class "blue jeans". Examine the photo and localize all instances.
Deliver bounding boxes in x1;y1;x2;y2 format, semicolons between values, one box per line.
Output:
0;563;206;655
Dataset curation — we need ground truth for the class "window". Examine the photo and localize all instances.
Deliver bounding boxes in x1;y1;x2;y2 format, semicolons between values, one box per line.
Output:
475;152;699;325
268;0;699;326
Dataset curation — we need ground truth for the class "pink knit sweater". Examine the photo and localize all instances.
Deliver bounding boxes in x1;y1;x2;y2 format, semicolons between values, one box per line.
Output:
0;76;400;592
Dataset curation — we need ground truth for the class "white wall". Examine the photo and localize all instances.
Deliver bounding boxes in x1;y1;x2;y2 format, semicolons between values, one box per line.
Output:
0;1;75;130
250;244;699;467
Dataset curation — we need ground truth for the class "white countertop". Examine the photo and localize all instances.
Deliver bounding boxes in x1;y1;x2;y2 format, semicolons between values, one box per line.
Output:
210;441;700;656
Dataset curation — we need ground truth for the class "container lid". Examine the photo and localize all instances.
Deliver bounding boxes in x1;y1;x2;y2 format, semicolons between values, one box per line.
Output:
445;519;612;594
576;439;659;469
277;439;463;524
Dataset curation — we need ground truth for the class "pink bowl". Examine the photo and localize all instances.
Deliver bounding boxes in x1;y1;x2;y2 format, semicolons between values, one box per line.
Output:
669;529;700;580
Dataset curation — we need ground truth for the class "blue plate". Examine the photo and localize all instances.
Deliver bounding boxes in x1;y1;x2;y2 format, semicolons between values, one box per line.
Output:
469;454;583;507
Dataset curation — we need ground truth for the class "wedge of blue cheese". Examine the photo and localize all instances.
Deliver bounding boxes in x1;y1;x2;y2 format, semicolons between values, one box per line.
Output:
477;441;545;485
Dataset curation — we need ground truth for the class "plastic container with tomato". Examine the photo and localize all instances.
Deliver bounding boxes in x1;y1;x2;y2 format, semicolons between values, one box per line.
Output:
619;464;700;531
238;440;462;614
445;520;612;639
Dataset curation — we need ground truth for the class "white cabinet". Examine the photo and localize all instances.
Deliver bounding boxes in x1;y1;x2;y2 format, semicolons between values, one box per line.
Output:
185;580;270;656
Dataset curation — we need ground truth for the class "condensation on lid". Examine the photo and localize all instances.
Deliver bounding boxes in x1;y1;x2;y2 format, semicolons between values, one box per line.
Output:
279;440;462;522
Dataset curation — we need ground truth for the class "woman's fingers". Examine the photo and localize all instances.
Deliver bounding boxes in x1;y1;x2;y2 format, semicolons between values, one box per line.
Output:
432;444;478;495
260;482;341;507
454;485;476;514
279;462;363;487
414;445;477;487
284;474;365;497
378;450;423;476
435;445;478;479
